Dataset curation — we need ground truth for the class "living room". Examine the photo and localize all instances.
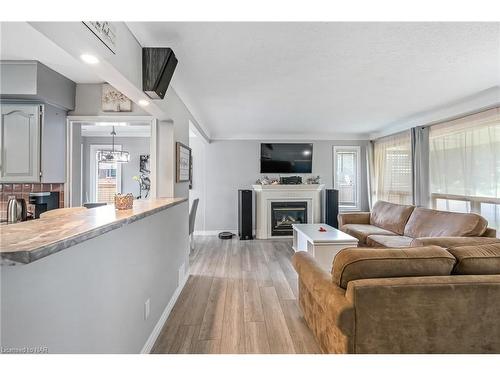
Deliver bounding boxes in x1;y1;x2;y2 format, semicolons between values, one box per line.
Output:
1;1;500;374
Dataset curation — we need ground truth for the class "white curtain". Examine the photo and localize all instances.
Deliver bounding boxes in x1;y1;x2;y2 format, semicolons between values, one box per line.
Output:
429;107;500;199
373;130;413;205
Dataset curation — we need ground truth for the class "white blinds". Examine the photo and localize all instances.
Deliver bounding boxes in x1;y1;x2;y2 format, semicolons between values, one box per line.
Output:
373;130;413;205
429;107;500;199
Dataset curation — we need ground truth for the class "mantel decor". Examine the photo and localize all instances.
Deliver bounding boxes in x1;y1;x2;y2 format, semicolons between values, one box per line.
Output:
176;142;192;183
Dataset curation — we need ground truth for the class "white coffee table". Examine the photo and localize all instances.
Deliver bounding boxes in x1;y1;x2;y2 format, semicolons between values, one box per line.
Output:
292;223;359;272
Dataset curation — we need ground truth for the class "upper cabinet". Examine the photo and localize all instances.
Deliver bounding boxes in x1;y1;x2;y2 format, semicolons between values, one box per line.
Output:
0;103;67;183
0;104;41;182
0;60;74;184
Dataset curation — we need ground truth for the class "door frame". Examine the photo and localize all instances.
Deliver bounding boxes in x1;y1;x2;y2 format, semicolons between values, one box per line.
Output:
66;116;157;207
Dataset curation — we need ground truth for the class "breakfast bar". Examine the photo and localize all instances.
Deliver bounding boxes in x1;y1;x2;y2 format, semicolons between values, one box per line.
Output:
0;198;187;265
0;198;190;353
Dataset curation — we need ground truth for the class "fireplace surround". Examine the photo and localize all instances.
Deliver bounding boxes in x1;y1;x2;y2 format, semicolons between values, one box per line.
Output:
253;184;324;239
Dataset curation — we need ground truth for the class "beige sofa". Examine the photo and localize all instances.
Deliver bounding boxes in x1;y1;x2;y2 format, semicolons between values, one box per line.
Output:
292;242;500;353
338;200;498;248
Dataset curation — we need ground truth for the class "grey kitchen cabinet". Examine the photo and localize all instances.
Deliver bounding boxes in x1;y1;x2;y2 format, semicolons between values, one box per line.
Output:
0;103;41;182
40;104;66;183
0;103;66;183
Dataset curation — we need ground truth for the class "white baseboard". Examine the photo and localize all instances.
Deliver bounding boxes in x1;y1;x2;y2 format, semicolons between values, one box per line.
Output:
193;229;238;236
140;273;189;354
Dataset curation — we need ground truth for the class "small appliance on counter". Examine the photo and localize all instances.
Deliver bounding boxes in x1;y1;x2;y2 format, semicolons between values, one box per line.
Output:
29;192;60;219
7;198;27;223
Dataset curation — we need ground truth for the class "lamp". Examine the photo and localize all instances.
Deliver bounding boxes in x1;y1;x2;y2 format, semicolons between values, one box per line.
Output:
97;126;130;163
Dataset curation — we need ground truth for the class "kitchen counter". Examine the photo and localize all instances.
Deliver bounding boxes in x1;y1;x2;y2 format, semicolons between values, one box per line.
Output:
0;197;187;265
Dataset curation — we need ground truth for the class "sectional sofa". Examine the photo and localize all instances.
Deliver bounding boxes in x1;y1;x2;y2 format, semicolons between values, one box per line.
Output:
292;201;500;353
293;242;500;353
338;201;498;248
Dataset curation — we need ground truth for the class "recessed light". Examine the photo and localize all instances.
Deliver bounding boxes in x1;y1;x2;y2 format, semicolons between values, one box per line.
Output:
80;54;99;64
138;99;150;107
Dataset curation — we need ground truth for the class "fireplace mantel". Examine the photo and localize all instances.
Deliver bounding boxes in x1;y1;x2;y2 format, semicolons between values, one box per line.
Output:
252;184;325;239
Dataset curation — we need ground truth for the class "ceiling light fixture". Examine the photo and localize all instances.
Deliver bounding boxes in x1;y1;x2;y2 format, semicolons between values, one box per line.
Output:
138;99;150;107
80;54;99;64
97;126;130;163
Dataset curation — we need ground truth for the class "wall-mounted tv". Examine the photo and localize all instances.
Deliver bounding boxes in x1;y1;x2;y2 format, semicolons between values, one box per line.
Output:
260;143;313;173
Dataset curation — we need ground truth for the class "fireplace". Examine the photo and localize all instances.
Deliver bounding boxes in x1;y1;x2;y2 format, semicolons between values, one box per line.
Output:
270;201;308;236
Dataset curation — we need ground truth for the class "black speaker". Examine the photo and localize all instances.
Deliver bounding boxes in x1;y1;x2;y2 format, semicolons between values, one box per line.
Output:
238;190;253;240
325;189;339;228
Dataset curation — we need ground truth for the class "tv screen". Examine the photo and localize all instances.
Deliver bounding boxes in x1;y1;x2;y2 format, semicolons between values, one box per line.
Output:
260;143;313;173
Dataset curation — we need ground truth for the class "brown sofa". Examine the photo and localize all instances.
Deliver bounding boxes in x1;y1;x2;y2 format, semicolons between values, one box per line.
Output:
292;243;500;353
338;200;498;248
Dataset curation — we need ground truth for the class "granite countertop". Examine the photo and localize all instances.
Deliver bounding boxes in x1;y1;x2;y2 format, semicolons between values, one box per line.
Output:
0;197;187;265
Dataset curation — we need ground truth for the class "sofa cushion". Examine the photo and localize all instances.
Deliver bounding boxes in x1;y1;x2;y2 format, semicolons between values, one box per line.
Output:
447;243;500;275
404;207;488;238
370;201;415;235
366;235;414;248
341;224;397;244
332;246;456;289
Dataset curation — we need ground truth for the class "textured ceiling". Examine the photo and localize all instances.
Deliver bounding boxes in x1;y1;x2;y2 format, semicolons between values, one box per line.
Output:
128;22;500;139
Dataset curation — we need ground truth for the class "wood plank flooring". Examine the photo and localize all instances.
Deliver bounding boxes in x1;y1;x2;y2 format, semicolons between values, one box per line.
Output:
151;236;321;354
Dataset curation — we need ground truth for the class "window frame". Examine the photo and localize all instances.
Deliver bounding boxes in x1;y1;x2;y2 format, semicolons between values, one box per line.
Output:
333;145;362;212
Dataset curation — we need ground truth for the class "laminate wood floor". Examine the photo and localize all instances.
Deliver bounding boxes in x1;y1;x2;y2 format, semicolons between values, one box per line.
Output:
151;236;321;354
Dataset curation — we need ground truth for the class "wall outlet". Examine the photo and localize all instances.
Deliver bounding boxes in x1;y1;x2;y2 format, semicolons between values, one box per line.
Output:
144;298;150;320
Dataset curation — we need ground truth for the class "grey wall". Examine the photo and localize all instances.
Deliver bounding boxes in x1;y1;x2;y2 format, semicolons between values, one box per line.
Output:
188;135;207;232
81;136;150;202
1;202;189;353
190;139;369;232
160;86;193;199
70;83;149;116
70;83;195;201
0;61;76;110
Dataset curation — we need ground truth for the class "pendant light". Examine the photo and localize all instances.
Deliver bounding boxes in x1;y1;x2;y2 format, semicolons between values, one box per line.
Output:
97;126;130;163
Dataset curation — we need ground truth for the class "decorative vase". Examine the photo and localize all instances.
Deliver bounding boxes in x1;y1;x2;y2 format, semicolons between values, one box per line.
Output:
114;193;134;210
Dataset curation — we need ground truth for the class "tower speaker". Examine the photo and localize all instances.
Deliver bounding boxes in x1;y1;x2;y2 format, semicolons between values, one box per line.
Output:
238;189;253;240
325;189;339;228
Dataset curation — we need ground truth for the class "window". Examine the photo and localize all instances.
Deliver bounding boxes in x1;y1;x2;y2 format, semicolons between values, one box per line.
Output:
334;146;361;210
429;107;500;232
89;144;122;204
373;130;413;205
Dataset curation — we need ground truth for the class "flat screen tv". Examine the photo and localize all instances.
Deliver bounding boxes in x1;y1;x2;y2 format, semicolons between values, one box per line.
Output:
260;143;313;173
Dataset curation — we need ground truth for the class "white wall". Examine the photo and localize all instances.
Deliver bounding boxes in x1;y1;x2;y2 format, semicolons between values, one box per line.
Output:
190;139;370;233
81;136;150;202
0;201;189;353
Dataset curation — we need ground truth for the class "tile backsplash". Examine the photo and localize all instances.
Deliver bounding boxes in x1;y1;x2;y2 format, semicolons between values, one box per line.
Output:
0;183;65;220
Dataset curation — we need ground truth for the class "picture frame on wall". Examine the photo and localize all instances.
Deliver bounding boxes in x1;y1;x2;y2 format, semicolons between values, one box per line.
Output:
101;83;132;112
82;21;117;54
176;142;192;183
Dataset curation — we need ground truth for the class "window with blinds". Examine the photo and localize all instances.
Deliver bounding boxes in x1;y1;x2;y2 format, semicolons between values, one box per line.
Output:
373;130;413;205
429;107;500;231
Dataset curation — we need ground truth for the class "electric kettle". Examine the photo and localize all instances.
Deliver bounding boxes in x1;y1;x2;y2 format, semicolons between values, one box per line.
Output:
6;198;27;224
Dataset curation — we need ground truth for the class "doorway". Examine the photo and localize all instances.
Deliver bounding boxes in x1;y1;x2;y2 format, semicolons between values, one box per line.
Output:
66;117;156;207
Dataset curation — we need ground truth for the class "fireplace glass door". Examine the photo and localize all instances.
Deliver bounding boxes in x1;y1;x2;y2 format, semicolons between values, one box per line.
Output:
271;201;308;236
